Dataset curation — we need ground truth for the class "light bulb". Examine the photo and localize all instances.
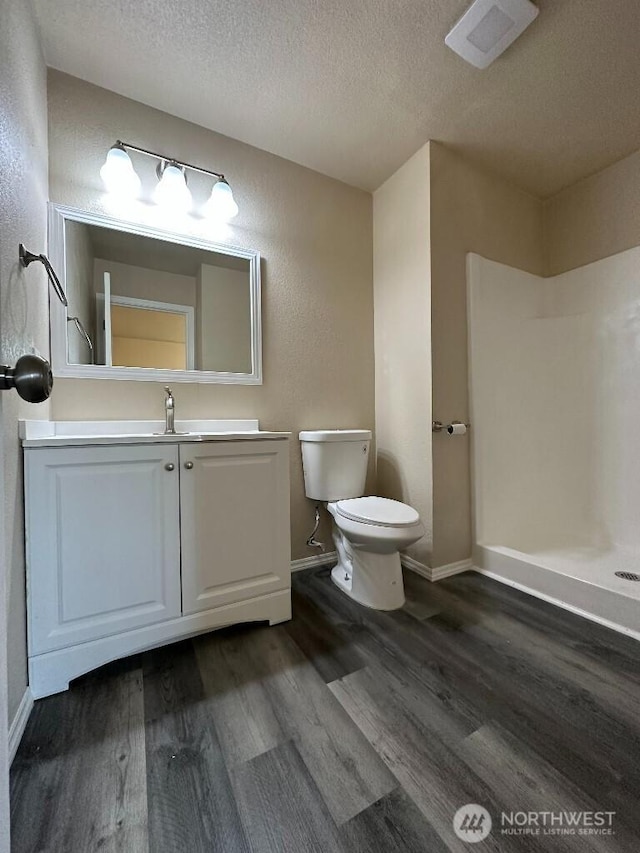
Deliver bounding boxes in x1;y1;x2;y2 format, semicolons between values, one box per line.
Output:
204;178;239;221
154;164;192;212
100;146;141;197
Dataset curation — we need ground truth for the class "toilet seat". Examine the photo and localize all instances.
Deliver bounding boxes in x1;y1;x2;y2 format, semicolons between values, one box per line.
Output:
335;496;420;528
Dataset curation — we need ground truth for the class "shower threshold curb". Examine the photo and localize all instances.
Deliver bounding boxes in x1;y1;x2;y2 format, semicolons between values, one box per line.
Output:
473;545;640;643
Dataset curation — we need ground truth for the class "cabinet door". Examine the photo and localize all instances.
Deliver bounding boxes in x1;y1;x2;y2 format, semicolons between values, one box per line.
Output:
180;440;290;615
26;443;181;654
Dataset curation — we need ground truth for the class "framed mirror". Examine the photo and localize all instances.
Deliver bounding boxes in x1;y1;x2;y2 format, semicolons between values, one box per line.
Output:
48;204;262;384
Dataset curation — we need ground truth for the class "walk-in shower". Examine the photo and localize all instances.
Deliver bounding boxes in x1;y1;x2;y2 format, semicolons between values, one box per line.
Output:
468;251;640;638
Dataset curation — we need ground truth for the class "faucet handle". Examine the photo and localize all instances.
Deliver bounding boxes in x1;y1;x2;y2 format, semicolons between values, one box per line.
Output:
165;385;173;398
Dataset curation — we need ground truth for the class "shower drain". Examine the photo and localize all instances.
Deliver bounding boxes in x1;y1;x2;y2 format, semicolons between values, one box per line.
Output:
614;571;640;582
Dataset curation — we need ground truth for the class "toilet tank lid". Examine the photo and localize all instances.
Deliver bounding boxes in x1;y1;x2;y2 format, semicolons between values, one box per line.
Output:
299;429;371;442
336;496;420;527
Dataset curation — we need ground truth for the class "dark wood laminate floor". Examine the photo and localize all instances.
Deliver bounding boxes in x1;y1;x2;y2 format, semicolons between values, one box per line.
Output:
11;568;640;852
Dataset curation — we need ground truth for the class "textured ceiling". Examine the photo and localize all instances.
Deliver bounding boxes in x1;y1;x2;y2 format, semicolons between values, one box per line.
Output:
33;0;640;197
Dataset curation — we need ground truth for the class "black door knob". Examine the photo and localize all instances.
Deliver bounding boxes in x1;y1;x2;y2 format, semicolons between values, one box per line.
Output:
0;354;53;403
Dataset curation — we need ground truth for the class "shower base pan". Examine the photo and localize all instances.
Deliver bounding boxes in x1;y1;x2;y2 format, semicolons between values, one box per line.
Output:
474;543;640;641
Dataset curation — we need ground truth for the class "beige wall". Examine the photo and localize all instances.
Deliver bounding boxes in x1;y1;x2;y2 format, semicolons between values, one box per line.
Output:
544;148;640;276
94;258;196;308
47;71;374;560
197;264;251;373
373;144;432;565
65;220;94;364
0;0;50;804
429;142;544;567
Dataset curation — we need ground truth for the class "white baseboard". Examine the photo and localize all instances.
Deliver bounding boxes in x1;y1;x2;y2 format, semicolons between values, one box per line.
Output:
292;551;473;582
401;555;432;578
402;554;473;582
430;558;474;581
9;687;33;764
291;552;337;573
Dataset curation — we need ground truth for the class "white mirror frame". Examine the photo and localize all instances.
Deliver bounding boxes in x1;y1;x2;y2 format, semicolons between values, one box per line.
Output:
47;203;262;384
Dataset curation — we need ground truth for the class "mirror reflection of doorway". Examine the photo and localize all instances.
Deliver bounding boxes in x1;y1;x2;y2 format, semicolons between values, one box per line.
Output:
110;302;192;370
97;272;195;370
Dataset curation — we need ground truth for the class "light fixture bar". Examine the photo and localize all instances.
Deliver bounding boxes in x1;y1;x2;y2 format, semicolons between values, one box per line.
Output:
115;140;225;181
101;141;239;220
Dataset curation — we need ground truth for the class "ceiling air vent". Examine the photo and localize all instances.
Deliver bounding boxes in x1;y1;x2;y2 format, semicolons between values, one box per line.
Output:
445;0;539;69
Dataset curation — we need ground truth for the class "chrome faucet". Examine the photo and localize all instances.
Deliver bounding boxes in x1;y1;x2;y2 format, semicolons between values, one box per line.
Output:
164;386;176;434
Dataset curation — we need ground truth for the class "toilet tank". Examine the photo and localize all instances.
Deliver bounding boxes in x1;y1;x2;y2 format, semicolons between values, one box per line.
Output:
299;429;371;501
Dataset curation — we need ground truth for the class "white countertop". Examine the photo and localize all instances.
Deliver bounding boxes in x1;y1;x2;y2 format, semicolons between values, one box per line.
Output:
20;419;291;448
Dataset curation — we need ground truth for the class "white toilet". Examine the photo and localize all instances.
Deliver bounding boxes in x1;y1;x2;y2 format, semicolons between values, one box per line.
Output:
299;429;424;610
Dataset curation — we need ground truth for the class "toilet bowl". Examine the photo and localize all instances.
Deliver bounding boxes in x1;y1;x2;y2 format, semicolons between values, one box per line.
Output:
327;497;424;610
299;429;424;611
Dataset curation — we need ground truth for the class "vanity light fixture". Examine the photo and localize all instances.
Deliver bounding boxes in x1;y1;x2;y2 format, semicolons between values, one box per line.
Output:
99;143;142;197
204;177;239;221
153;162;193;212
100;140;239;220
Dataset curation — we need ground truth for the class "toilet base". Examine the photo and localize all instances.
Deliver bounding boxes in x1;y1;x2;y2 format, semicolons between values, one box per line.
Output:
331;542;405;611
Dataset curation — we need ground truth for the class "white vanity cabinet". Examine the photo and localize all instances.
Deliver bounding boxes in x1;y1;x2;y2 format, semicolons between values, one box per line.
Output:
180;441;290;614
26;443;182;656
23;425;291;699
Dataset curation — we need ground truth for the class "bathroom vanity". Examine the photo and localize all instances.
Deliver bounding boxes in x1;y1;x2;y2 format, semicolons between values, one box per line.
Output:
21;419;291;698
